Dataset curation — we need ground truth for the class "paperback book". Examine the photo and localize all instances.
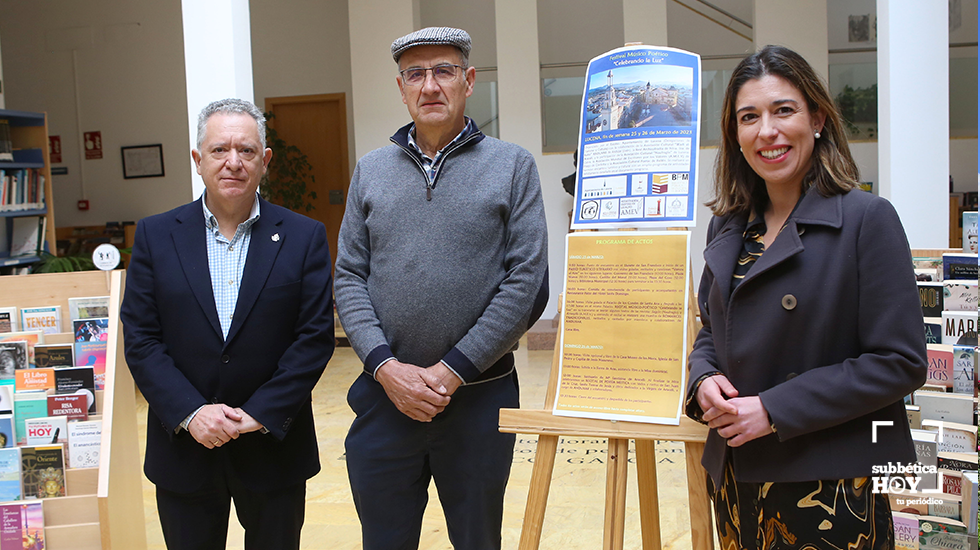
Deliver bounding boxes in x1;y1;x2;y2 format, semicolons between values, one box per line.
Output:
23;418;67;451
0;501;44;550
0;448;21;502
942;280;977;312
0;332;43;369
941;310;977;346
46;395;87;421
18;307;60;336
951;345;975;396
925;344;953;390
31;344;72;369
67;296;109;321
12;392;46;447
918;282;943;318
67;420;101;469
14;369;53;394
0;343;26;384
0;308;15;333
52;367;94;414
19;444;65;499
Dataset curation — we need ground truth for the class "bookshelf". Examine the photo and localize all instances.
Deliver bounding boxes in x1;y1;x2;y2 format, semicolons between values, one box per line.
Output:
0;270;146;550
0;109;56;270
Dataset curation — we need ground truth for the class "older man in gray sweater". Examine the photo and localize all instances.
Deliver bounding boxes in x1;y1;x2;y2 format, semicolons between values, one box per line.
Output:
335;26;548;550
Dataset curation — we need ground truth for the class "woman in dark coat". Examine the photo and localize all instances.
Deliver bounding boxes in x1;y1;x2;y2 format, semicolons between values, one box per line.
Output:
685;45;927;549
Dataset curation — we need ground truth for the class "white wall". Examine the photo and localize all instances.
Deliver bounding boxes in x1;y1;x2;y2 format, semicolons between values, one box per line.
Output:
0;0;190;227
249;0;356;173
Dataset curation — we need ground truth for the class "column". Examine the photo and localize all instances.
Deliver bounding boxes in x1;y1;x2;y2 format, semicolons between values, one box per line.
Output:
877;0;948;248
754;0;828;82
623;0;668;47
348;0;418;160
494;0;542;156
182;0;255;199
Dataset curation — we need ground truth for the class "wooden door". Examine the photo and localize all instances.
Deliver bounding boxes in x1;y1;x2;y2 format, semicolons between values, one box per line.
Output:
264;94;350;274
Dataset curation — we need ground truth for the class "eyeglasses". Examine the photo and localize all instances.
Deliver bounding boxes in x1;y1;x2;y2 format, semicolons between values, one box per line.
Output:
399;64;464;86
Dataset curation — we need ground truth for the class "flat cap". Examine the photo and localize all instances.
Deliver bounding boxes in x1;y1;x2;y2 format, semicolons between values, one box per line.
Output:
391;27;471;63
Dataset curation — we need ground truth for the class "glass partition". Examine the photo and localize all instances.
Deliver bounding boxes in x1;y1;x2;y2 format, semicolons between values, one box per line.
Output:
466;71;499;138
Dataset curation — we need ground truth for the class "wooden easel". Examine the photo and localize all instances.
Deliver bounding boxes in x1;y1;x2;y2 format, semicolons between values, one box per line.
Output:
499;232;713;550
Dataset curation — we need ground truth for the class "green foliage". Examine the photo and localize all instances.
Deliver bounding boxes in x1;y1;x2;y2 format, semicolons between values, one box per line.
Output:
30;252;96;273
835;84;877;139
260;113;317;212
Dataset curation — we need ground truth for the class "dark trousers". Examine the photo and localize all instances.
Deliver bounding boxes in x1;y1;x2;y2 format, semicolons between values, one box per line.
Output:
156;452;306;550
345;370;520;550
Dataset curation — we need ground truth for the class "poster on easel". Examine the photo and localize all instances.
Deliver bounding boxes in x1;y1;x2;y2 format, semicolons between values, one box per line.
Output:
570;45;701;229
554;231;691;424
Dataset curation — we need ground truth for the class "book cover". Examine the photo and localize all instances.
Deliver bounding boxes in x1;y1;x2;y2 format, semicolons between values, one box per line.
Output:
17;307;60;336
962;211;978;254
924;318;942;345
951;346;975;396
0;332;43;370
67;420;101;469
8;217;42;257
52;367;94;414
926;492;961;520
31;344;72;369
12;392;47;447
937;451;978;472
892;511;919;550
906;404;921;430
962;471;977;535
925;344;954;389
942;280;977;312
939;469;962;496
67;296;109;321
46;395;87;421
0;307;15;333
72;342;105;390
0;501;44;550
918;281;944;317
0;448;21;503
14;369;53;394
940;310;977;346
918;516;969;550
942;253;979;280
71;318;108;343
0;416;13;450
19;444;65;499
890;491;928;515
911;429;939;490
0;343;26;384
914;391;974;425
23;418;66;451
923;421;977;454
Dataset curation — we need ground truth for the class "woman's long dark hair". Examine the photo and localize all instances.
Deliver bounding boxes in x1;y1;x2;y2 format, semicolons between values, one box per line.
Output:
708;45;859;216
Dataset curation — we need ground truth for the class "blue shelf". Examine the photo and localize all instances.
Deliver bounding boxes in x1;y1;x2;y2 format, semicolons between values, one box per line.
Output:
0;109;45;127
0;208;46;218
1;255;40;267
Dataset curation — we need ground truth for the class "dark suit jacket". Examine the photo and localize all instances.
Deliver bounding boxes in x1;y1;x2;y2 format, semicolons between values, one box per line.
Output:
686;188;927;487
122;196;334;494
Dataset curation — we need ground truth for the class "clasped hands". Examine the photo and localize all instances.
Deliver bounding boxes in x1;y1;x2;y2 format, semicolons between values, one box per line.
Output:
376;360;462;422
696;374;773;447
188;404;265;450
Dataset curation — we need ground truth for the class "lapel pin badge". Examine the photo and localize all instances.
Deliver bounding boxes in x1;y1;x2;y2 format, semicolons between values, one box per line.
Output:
272;233;280;242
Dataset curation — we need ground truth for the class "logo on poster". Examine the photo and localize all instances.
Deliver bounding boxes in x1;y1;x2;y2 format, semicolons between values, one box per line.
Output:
581;201;599;220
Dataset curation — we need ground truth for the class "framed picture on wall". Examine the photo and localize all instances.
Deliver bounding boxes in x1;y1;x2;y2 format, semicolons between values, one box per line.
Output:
121;144;165;179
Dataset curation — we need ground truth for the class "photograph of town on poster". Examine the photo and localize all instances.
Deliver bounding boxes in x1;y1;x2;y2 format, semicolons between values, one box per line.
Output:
554;231;691;424
571;45;701;229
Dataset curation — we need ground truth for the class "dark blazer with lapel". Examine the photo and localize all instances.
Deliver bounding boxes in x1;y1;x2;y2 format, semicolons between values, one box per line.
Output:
122;196;334;494
686;188;927;487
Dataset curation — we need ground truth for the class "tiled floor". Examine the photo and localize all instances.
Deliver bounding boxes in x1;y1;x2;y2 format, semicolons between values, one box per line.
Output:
137;345;697;549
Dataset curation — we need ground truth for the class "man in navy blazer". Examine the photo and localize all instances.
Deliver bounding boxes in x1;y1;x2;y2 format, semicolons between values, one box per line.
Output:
122;98;334;550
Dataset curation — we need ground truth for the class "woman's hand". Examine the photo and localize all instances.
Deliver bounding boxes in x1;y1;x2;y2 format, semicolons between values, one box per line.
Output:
697;374;739;423
709;396;774;447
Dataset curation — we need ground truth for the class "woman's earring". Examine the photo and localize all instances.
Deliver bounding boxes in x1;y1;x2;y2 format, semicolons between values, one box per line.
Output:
814;131;821;139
